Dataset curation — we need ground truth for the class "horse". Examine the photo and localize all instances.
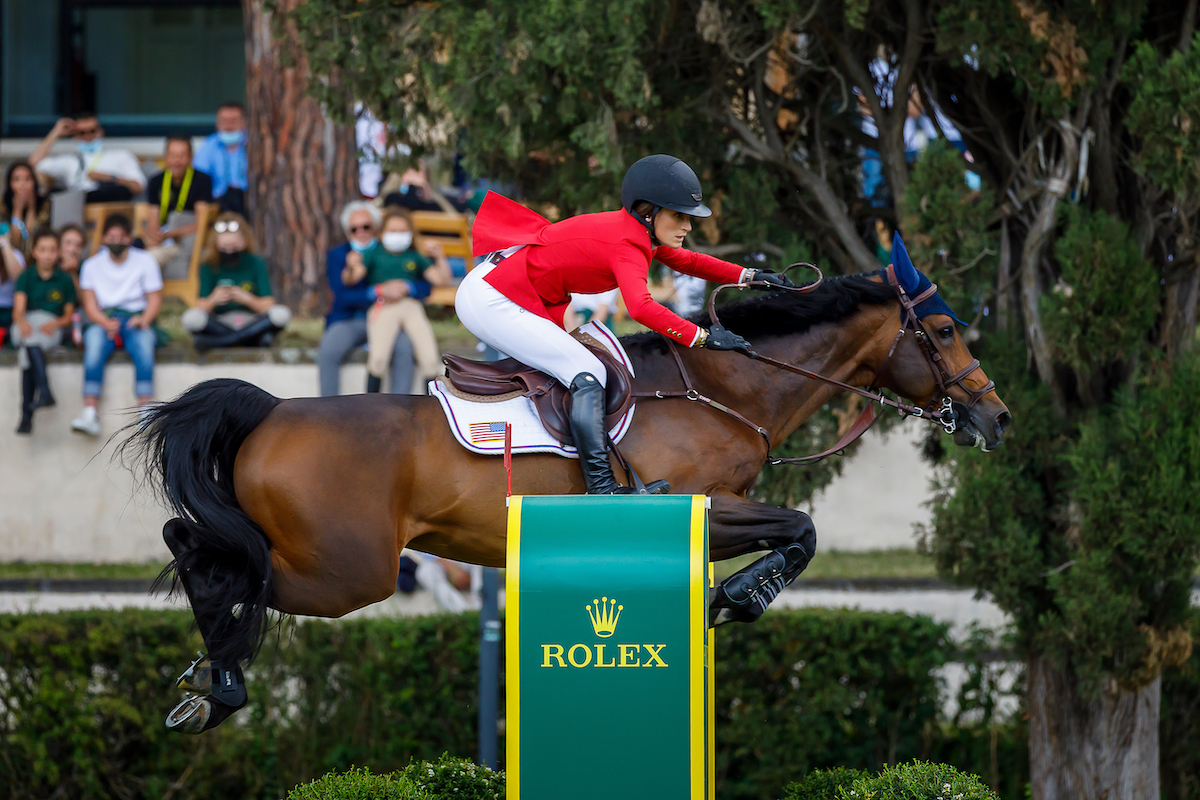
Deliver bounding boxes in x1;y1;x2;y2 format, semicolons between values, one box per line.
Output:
124;265;1010;733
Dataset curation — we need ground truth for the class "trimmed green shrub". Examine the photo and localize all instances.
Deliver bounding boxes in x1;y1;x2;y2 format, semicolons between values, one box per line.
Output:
783;767;864;799
285;766;420;800
13;607;1199;800
838;761;999;800
715;609;949;799
398;754;504;799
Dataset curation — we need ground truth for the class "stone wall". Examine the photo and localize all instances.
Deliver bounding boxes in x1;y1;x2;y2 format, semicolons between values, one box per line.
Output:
0;351;932;563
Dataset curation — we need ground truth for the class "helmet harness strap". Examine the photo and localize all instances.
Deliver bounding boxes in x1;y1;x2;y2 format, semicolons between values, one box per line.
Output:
627;204;661;247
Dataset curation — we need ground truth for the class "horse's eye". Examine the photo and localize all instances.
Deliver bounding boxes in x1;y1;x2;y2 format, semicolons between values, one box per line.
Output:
938;326;954;338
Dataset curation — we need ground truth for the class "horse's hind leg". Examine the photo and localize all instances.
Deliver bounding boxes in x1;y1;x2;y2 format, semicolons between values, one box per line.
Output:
161;519;249;734
708;494;817;626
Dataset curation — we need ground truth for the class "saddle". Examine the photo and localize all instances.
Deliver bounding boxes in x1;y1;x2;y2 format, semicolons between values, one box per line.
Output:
441;337;634;445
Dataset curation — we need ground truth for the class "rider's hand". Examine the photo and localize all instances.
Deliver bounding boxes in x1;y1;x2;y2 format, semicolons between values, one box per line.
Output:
703;325;751;352
751;269;795;289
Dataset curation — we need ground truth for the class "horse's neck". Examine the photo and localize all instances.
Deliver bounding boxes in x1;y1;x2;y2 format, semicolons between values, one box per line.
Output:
643;302;897;447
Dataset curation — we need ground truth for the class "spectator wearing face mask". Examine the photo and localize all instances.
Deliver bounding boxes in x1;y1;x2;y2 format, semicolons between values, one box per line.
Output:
192;102;248;216
28;113;146;202
381;162;464;214
341;208;451;392
318;201;429;396
181;212;289;351
71;214;162;436
144;136;213;280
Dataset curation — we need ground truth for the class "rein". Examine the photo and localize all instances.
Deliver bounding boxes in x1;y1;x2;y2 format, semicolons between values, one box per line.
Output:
633;263;992;465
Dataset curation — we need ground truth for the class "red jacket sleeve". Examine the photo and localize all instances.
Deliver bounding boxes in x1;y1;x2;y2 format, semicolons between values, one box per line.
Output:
654;247;747;284
611;250;705;346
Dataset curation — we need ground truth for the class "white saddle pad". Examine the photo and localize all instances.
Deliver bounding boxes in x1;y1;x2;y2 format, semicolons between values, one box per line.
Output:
429;321;636;458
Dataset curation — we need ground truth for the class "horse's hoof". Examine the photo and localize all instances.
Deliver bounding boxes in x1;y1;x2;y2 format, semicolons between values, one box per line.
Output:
166;693;211;734
176;651;212;694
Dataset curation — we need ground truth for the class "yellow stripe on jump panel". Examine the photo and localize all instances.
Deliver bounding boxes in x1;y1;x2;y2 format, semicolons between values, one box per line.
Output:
505;496;523;800
689;495;706;800
708;558;716;800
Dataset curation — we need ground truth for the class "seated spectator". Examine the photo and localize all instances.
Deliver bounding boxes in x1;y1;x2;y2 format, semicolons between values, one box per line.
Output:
0;224;27;347
382;161;462;213
565;288;619;331
58;223;87;283
181;212;290;351
71;215;162;436
29;113;146;202
342;208;451;392
12;229;75;433
318;201;425;396
192;102;248;215
58;223;87;346
144;136;213;280
3;161;51;256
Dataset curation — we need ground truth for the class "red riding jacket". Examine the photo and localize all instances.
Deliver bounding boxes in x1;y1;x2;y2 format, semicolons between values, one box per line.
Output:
471;192;747;346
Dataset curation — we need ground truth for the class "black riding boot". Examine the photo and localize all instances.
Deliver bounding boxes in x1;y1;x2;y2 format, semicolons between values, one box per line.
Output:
568;372;670;495
365;375;383;393
16;367;36;434
26;346;55;408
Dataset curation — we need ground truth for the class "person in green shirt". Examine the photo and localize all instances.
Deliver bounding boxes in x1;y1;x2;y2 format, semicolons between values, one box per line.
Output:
342;208;452;391
12;228;76;433
181;212;291;351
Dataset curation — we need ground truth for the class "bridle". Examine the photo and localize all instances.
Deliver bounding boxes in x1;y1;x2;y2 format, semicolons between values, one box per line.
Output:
633;263;994;465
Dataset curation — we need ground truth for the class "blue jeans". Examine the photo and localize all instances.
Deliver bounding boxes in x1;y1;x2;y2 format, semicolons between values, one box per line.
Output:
83;317;156;398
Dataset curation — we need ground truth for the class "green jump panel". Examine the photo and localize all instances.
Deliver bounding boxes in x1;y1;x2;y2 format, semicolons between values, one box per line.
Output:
506;495;713;800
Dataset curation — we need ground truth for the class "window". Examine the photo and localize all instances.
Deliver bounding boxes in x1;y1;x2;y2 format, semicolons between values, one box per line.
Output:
2;0;245;136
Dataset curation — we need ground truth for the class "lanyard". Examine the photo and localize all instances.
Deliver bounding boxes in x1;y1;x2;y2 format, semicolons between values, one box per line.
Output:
159;167;194;224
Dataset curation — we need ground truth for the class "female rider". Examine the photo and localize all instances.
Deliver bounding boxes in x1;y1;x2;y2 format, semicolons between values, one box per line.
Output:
456;154;794;495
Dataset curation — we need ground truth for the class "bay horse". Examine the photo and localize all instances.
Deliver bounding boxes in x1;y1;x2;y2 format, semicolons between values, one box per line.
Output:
124;266;1009;732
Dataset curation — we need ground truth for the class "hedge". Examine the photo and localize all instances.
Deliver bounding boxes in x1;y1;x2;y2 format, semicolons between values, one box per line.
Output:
2;607;1197;800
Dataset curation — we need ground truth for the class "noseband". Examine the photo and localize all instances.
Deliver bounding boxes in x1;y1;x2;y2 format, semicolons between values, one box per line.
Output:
634;263;994;466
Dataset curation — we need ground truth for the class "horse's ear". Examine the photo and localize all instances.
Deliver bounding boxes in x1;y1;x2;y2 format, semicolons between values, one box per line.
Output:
892;232;921;295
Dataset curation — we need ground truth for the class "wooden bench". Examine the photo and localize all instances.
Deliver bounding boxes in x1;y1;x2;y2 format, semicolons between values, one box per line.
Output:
411;211;472;306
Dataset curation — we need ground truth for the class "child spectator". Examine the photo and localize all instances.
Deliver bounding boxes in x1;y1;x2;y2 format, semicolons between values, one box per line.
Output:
2;161;51;256
71;215;162;436
12;229;75;433
58;223;88;346
181;212;290;350
342;208;449;392
144;136;213;279
29;113;146;202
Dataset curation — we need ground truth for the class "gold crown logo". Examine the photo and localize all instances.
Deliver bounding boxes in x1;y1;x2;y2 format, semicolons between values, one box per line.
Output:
586;596;623;638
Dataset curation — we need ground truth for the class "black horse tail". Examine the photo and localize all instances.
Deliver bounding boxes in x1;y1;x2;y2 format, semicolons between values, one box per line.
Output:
122;378;283;668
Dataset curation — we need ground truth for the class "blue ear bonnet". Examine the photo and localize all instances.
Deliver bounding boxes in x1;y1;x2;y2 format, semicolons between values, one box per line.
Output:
891;232;967;326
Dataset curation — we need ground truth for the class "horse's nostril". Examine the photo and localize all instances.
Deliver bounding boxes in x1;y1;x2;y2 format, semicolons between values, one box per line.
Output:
994;411;1012;438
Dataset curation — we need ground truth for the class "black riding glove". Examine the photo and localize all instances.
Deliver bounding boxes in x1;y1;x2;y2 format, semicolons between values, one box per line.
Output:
750;269;796;289
703;325;752;352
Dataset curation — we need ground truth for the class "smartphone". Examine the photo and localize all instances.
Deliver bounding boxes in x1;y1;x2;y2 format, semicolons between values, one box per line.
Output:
0;222;9;237
217;278;235;287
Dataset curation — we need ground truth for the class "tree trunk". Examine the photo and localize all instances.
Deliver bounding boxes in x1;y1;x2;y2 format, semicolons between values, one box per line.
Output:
1027;655;1161;800
243;0;357;313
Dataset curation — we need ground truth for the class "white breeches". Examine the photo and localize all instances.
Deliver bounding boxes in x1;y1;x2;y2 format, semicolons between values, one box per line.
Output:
455;261;607;388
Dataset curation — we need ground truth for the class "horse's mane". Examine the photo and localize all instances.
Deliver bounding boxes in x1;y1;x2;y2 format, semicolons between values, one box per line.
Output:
622;270;896;353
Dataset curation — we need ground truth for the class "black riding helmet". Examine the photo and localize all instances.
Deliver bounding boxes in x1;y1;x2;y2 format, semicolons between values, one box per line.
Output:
621;155;711;242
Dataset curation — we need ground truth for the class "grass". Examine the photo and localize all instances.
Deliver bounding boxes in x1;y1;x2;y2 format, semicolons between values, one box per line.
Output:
2;549;938;584
154;298;654;357
713;548;939;582
0;561;167;581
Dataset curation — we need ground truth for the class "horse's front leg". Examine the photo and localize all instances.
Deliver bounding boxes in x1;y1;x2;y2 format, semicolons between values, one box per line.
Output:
708;493;816;626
